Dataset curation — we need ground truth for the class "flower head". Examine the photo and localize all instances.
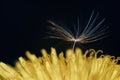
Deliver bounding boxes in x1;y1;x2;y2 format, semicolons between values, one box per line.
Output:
0;48;120;80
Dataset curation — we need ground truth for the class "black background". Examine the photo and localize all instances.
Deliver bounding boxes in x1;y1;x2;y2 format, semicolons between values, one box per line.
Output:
1;0;120;65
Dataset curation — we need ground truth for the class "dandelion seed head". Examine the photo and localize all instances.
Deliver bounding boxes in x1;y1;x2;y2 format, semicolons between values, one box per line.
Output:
47;11;108;49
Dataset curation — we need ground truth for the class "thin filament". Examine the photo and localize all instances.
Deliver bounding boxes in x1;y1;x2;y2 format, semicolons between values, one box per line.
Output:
72;41;77;50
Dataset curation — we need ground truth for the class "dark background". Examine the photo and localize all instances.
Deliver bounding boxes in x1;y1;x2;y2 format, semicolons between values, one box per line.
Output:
1;0;120;65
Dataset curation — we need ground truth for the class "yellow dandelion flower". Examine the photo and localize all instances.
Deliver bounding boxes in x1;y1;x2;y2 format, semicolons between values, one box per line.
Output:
0;47;120;80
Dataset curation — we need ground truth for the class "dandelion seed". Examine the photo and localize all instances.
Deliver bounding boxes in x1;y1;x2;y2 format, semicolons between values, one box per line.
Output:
48;11;108;50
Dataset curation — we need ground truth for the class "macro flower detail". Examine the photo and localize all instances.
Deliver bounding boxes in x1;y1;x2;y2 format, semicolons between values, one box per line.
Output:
0;47;120;80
